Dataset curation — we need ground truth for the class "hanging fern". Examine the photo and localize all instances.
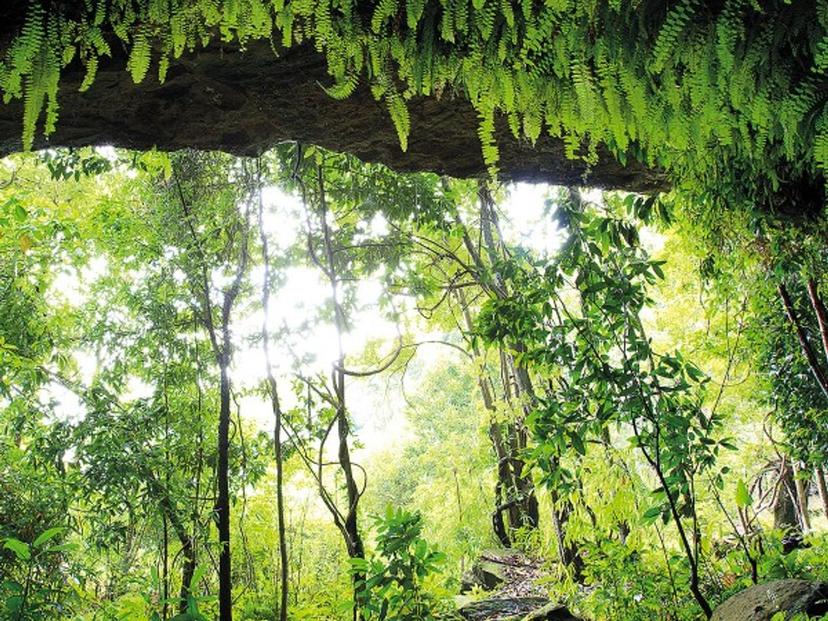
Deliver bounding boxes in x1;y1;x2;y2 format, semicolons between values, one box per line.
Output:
476;104;500;176
386;90;411;151
324;72;360;99
0;0;826;216
651;0;699;73
815;105;828;172
406;0;426;29
372;0;399;33
127;26;152;84
715;0;744;75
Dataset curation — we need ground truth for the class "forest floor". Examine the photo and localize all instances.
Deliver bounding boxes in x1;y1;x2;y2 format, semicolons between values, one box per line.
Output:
479;550;548;599
458;550;560;620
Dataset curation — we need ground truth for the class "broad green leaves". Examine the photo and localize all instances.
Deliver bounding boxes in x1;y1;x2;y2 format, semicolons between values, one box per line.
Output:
351;508;446;621
1;527;77;620
31;527;63;548
735;479;753;509
2;538;30;562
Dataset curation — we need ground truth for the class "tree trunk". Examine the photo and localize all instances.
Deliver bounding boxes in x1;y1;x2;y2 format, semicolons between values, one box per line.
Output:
474;190;541;533
172;156;250;621
179;535;197;615
779;283;828;400
792;461;812;532
774;460;798;529
455;287;538;541
216;361;233;621
492;479;512;548
162;514;169;621
549;482;581;578
273;403;289;621
315;162;365;620
774;459;802;553
816;466;828;519
141;468;199;615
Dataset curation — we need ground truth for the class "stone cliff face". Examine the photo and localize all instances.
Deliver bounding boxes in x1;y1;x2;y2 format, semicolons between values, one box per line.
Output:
0;13;665;192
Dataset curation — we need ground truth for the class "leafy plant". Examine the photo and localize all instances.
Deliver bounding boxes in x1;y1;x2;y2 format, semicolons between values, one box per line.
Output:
1;527;77;620
350;508;447;621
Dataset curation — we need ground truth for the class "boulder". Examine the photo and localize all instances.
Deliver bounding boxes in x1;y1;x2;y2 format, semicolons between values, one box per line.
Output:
457;597;550;621
458;598;582;621
712;579;828;621
522;602;583;620
461;553;513;592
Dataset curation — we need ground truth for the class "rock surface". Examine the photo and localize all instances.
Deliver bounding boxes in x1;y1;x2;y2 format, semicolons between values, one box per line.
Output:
458;598;551;621
461;549;548;598
711;579;828;621
0;2;665;191
458;599;582;621
521;603;583;620
458;551;581;621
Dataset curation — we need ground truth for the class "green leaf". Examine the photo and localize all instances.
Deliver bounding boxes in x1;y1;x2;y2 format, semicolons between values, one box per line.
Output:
5;595;22;614
641;506;662;525
569;431;586;455
33;527;63;548
13;203;27;222
735;479;753;509
46;543;79;553
189;564;208;592
415;538;427;559
3;539;30;561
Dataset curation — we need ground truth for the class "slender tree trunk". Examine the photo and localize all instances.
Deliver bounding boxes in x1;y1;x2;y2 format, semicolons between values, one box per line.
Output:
460;189;542;534
491;480;511;548
792;461;812;532
779;283;828;400
816;466;828;519
774;459;802;554
266;361;290;621
179;536;197;615
162;514;169;621
315;162;365;619
630;412;712;618
806;279;828;361
456;287;535;543
172;157;250;621
774;461;798;530
216;360;233;621
505;357;541;530
143;472;198;615
549;466;581;578
549;484;569;566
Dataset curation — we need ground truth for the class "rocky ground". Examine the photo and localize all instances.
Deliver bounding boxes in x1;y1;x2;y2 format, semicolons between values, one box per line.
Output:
457;550;580;621
456;550;828;621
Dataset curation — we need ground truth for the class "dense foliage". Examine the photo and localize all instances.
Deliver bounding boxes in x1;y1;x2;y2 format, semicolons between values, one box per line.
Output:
2;144;828;621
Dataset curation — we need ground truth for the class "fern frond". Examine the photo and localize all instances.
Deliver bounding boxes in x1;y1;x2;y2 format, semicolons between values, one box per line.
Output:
128;27;152;83
386;91;411;151
651;0;699;73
